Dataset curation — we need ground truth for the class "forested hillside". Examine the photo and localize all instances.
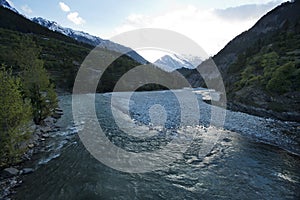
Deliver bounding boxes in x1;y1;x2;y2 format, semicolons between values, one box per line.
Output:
185;0;300;121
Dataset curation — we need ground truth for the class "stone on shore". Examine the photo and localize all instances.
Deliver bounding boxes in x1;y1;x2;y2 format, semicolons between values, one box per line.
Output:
2;168;19;178
52;108;63;119
40;126;52;133
20;168;34;175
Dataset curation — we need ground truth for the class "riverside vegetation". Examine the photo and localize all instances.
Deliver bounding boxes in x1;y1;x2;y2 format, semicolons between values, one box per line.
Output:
0;38;58;167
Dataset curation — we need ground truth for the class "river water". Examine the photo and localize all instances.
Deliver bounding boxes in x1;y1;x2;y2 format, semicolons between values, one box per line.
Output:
15;89;300;199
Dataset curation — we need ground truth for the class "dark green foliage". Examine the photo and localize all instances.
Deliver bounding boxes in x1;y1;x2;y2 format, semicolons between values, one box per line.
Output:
0;28;92;91
136;84;169;91
266;62;298;94
21;59;58;124
0;66;32;166
97;57;177;93
15;38;58;124
0;28;168;93
229;30;300;95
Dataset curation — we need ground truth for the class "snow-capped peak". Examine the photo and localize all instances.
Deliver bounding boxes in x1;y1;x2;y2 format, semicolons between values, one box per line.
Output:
0;0;19;13
32;17;101;43
154;54;200;72
31;17;148;64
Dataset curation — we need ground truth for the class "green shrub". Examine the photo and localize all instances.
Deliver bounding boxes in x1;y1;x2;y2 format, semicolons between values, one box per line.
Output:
0;66;32;166
266;62;296;94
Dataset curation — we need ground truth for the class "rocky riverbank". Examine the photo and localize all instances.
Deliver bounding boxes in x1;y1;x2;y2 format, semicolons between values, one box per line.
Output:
227;101;300;123
0;109;63;200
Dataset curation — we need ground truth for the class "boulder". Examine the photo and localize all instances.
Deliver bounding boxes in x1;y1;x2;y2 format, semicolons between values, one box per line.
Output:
20;168;34;175
3;168;19;177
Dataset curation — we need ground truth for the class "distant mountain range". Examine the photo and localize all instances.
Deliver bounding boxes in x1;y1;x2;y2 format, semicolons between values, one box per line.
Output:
32;17;203;71
0;0;202;71
31;17;148;65
1;0;204;71
154;54;200;72
0;0;147;65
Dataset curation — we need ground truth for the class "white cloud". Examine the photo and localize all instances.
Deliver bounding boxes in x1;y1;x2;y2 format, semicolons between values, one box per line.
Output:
109;1;282;59
21;5;32;14
67;12;85;25
214;0;284;20
59;2;70;12
58;2;86;25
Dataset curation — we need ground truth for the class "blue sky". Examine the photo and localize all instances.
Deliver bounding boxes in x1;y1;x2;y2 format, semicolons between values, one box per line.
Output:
8;0;288;60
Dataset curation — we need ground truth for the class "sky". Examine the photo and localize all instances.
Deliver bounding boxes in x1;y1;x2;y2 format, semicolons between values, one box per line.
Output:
8;0;288;61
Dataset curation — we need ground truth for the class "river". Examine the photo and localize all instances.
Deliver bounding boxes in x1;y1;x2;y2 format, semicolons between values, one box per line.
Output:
15;89;300;199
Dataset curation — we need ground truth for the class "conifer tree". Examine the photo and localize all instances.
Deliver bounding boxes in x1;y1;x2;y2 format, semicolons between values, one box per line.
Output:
15;37;58;124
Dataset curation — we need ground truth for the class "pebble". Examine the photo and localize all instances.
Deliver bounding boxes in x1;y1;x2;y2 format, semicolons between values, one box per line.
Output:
223;138;232;142
40;126;52;133
0;115;61;200
42;133;50;138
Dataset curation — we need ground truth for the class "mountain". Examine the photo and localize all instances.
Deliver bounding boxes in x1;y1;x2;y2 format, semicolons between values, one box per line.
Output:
0;4;175;94
32;17;148;64
212;0;300;74
0;0;147;64
0;0;18;13
154;54;199;72
0;7;83;46
31;17;105;46
187;0;300;121
0;5;139;92
182;54;203;68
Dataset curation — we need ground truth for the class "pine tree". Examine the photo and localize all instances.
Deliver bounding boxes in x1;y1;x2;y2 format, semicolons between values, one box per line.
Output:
15;37;58;124
0;66;32;165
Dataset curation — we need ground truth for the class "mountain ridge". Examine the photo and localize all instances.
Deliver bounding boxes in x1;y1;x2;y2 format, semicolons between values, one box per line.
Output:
213;0;300;73
0;0;18;13
31;17;148;64
0;0;147;65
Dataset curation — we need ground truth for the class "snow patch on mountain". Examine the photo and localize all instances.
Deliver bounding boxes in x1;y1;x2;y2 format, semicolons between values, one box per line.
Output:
0;0;19;13
32;17;148;64
154;54;201;72
32;17;105;45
